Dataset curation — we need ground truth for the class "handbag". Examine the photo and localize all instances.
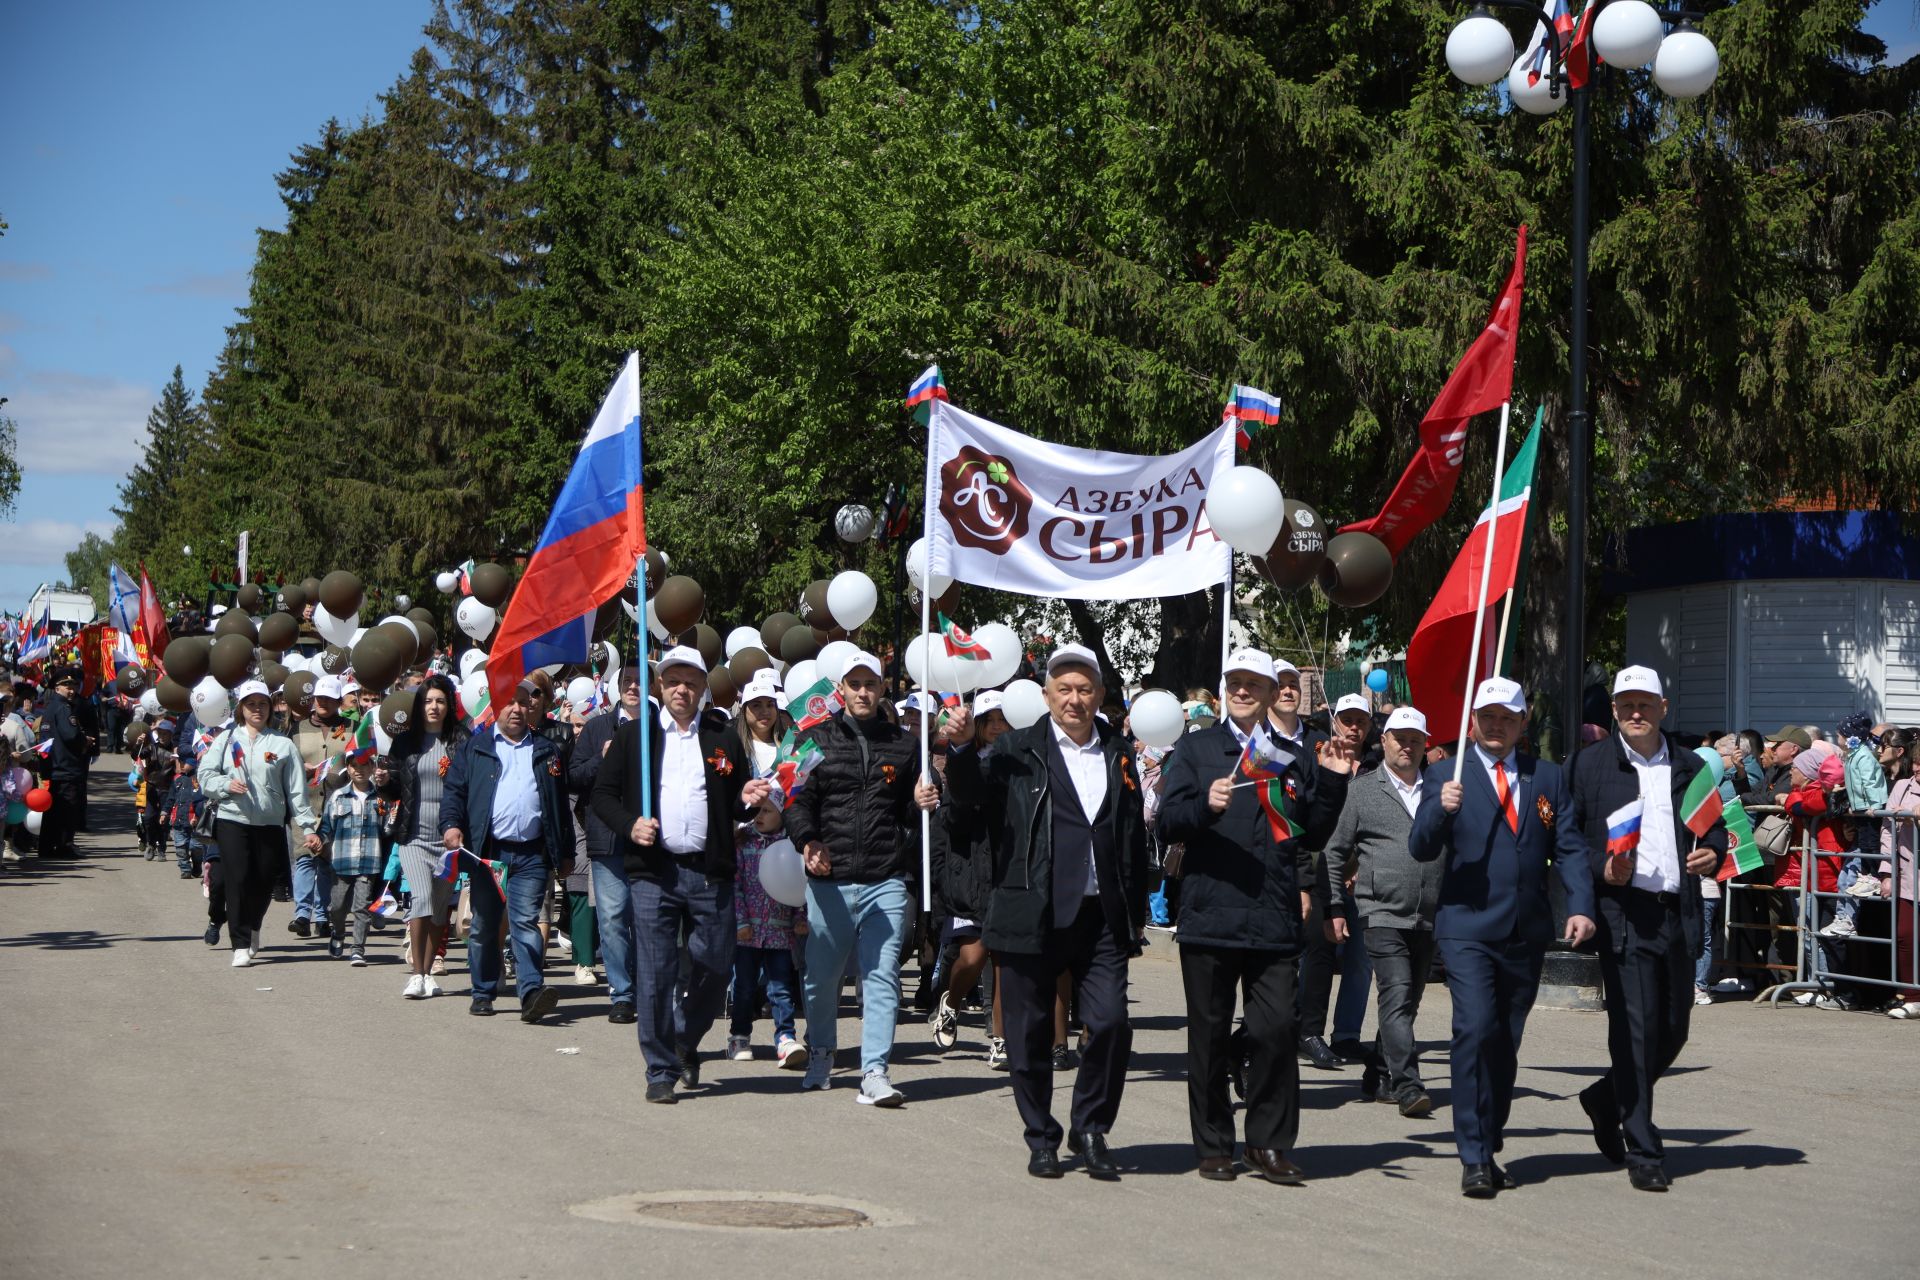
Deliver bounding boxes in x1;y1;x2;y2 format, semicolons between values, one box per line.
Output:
1753;812;1794;861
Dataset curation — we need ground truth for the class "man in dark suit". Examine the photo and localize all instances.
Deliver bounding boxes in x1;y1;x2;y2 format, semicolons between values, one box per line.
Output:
943;644;1149;1180
39;666;94;858
1569;666;1728;1191
1159;647;1341;1184
591;646;775;1103
568;667;644;1024
1410;677;1597;1198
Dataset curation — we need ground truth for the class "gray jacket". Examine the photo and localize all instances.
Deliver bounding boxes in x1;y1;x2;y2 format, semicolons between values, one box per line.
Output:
1322;766;1439;932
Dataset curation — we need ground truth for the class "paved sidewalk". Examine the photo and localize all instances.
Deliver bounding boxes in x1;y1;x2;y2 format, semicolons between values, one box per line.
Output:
0;759;1911;1279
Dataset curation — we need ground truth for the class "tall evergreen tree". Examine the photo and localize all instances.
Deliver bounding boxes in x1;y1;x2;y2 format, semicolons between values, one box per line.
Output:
113;365;208;570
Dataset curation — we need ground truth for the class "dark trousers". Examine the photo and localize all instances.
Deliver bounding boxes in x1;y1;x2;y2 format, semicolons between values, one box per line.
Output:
1584;893;1692;1169
1439;933;1545;1166
997;898;1131;1152
1298;889;1372;1042
1179;942;1298;1157
216;820;289;949
40;777;86;855
630;859;736;1087
1365;925;1437;1100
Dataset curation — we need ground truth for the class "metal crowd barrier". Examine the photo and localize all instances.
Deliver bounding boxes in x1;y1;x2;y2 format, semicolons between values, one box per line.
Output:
1719;804;1806;999
1766;808;1918;1009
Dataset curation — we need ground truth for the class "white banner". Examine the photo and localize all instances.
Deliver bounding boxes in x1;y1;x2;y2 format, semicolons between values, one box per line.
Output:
924;400;1233;600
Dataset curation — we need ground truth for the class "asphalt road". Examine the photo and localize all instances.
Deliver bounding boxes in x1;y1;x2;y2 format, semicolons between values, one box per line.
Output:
1;758;1911;1279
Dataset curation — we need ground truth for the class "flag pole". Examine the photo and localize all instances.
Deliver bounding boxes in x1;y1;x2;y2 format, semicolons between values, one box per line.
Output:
1453;402;1511;786
1492;585;1518;680
918;413;938;915
633;365;653;823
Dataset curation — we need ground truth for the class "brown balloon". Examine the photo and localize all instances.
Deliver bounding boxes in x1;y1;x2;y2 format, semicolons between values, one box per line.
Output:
780;624;820;664
319;570;364;618
156;676;193;714
319;645;352;676
644;548;667;592
236;583;264;614
284;670;317;712
1317;531;1394;608
1252;499;1330;591
117;665;149;695
259;660;289;692
469;562;512;608
208;633;255;689
678;623;723;671
163;637;212;686
759;612;799;654
281;584;309;615
799;580;838;631
727;647;772;684
372;620;419;668
214;609;258;642
378;689;416;738
934;582;963;617
409;619;439;665
707;665;739;711
655;575;705;635
257;612;298;651
351;633;404;690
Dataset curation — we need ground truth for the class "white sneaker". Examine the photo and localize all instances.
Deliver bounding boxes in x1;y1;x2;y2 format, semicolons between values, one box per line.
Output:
986;1037;1009;1070
421;974;441;998
777;1036;809;1070
349;952;367;967
1845;876;1884;898
1792;991;1816;1006
1886;1001;1919;1019
403;974;426;999
857;1070;905;1108
1819;916;1857;938
1711;977;1748;993
573;965;596;986
1812;993;1852;1011
1694;988;1713;1007
231;948;253;968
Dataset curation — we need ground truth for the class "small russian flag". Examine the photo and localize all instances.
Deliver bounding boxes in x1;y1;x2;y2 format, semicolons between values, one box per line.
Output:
905;364;949;424
435;845;462;883
1225;384;1284;450
1604;798;1643;859
31;737;52;758
368;884;401;920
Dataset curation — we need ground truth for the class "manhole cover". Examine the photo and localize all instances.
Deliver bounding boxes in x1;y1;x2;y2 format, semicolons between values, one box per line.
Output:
569;1190;903;1233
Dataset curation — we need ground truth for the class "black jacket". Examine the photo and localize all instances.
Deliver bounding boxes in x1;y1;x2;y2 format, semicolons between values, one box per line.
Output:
569;708;637;860
1158;723;1343;954
1569;732;1730;959
375;732;462;847
44;692;90;782
781;710;927;886
944;719;1148;955
933;795;987;921
591;712;754;882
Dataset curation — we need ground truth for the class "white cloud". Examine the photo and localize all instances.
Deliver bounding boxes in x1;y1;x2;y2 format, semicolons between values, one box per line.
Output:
6;368;155;476
0;517;116;567
143;269;248;299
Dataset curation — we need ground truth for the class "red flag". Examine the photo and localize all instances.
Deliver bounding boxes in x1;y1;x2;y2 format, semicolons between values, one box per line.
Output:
1340;227;1527;560
138;563;172;663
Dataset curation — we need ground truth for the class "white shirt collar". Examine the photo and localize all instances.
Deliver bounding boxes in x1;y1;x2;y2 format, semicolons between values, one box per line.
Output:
1472;742;1516;772
659;705;698;737
1225;717;1254;747
1050;718;1101;754
493;725;531;749
1620;733;1669;768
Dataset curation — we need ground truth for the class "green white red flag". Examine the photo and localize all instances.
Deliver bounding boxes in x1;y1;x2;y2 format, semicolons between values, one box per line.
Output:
786;678;842;731
1680;766;1725;838
1715;797;1763;880
938;613;991;660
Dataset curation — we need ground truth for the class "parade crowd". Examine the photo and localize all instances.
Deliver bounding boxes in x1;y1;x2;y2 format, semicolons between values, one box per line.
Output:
5;613;1917;1198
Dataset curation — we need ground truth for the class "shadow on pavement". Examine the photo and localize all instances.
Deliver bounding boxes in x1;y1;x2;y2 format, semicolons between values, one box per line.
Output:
0;929;132;949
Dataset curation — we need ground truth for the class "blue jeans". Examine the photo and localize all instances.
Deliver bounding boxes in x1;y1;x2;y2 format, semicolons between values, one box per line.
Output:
1695;898;1719;989
1333;928;1375;1043
589;856;635;1007
630;860;736;1086
803;877;909;1076
291;851;334;924
465;844;551;1003
731;944;799;1041
1835;858;1862;926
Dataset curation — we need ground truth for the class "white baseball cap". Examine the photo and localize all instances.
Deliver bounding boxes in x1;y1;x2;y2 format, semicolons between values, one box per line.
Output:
741;671;782;704
1612;665;1664;698
1223;647;1278;682
342;676;361;695
1046;643;1101;678
1272;658;1301;680
972;690;1004;718
1384;706;1430;735
1472;676;1527;714
1333;693;1372;721
895;692;933;716
314;675;346;701
233;680;271;704
842;650;884;680
654;645;707;675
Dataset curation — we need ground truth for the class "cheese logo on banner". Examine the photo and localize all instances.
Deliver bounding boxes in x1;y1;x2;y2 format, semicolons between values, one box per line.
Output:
925;399;1234;599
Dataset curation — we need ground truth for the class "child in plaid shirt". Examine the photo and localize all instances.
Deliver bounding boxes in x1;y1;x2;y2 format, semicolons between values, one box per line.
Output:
318;756;387;965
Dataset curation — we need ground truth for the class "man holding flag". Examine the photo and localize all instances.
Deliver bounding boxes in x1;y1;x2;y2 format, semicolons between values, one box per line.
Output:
1569;666;1728;1192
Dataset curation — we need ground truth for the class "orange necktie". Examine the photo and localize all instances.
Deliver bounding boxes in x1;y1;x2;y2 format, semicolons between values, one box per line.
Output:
1493;761;1519;834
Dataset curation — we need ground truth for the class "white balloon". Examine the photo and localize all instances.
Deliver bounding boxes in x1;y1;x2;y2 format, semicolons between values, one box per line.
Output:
783;660;819;702
756;838;809;907
725;626;762;660
905;633;960;690
1507;53;1568;115
1129;689;1184;749
1591;0;1663;68
190;676;231;728
834;503;875;544
1208;465;1287;553
644;600;670;642
1000;679;1047;730
459;648;488;678
435;571;459;594
905;537;954;597
312;602;359;647
826;570;878;632
814;640;858;686
372;722;394;755
455;597;496;642
565;675;598;710
378;614;420;644
139;689;161;716
458;670;490;718
24;809;43;835
969;622;1022;689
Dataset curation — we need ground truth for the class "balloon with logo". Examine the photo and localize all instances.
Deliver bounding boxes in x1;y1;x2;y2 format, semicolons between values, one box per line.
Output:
458;669;490;720
1252;499;1329;590
455;596;496;642
1129;689;1185;748
825;571;878;632
905;537;954;598
459;647;488;679
1208;466;1287;554
756;838;809;908
190;676;231;727
1000;679;1048;730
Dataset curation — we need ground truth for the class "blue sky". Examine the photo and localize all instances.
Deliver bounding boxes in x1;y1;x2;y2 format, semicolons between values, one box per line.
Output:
0;2;1914;615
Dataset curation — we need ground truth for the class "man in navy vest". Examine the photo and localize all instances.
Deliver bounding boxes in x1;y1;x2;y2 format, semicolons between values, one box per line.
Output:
1410;677;1596;1198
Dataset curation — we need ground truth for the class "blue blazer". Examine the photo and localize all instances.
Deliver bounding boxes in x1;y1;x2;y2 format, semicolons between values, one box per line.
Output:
1409;751;1596;945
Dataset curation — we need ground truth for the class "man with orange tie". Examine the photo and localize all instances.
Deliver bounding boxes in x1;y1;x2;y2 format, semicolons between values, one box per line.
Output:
1410;677;1596;1199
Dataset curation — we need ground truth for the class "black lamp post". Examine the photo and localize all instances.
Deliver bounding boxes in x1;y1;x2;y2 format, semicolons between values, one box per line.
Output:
1445;1;1719;749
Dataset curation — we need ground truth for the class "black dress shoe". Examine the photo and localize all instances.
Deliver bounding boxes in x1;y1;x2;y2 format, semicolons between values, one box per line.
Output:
520;986;559;1024
1490;1161;1518;1190
469;998;496;1017
1330;1037;1369;1062
1579;1087;1628;1164
1628;1164;1670;1192
1244;1147;1307;1185
1398;1089;1434;1118
1359;1064;1387;1102
1197;1156;1237;1181
1297;1035;1342;1071
608;1002;637;1025
645;1081;678;1105
1067;1131;1119;1179
1028;1148;1063;1179
1461;1163;1497;1199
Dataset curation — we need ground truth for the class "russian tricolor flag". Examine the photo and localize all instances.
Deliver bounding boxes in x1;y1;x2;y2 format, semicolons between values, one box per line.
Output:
487;354;647;712
905;364;948;425
1226;384;1283;449
1604;798;1643;859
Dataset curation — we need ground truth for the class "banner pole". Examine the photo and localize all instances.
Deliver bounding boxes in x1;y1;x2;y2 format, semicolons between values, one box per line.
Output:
1453;402;1510;786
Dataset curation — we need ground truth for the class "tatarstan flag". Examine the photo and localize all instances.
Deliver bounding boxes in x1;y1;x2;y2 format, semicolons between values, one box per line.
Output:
1681;766;1725;838
938;613;991;660
1715;797;1762;881
1405;408;1543;746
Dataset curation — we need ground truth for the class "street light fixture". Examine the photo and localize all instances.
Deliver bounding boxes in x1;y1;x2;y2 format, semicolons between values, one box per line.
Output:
1444;1;1717;749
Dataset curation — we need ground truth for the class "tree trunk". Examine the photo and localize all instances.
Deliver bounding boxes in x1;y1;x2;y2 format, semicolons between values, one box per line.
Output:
1141;588;1221;695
